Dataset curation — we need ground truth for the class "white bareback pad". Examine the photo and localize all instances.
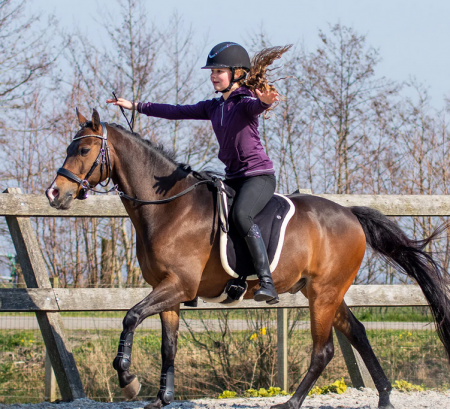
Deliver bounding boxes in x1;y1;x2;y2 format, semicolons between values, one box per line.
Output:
218;186;296;280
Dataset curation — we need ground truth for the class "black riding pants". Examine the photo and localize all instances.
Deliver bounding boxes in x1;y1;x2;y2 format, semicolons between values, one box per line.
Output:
224;174;276;237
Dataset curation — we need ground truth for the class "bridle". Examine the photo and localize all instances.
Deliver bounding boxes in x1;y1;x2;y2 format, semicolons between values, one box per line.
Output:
57;122;114;200
56;122;226;205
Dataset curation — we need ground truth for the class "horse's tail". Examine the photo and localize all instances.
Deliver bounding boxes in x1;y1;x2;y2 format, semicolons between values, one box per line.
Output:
351;205;450;360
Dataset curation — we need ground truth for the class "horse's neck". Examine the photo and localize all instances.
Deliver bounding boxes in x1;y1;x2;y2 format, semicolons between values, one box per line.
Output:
106;127;214;257
109;130;174;199
108;127;193;233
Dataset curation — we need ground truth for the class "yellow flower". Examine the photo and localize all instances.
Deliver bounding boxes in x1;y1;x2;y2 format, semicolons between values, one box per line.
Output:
260;327;267;336
308;379;347;396
244;388;258;397
393;380;423;392
218;390;236;399
308;386;323;396
250;333;257;341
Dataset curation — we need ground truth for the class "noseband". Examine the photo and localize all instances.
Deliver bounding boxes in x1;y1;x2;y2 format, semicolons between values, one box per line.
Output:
57;122;114;200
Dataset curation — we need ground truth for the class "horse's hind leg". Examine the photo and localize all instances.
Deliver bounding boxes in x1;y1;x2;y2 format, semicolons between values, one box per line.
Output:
145;306;180;409
333;302;394;409
272;287;340;409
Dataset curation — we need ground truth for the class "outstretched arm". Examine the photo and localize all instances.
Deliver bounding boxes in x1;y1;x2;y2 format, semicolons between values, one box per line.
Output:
106;97;210;120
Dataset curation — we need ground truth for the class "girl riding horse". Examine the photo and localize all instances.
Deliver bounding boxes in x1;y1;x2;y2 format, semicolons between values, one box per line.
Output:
47;43;450;409
107;42;292;305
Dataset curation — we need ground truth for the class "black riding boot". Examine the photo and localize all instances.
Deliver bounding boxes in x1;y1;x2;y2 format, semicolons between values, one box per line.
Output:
245;224;279;304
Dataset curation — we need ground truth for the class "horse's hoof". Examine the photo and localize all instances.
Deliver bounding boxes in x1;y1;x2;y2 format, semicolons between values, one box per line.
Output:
121;376;141;400
144;400;162;409
379;393;395;409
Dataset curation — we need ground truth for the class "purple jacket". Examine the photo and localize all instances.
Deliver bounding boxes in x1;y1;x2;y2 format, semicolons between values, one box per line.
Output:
137;87;275;179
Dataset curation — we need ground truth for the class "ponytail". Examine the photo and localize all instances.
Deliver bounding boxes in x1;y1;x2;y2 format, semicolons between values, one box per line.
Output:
239;45;292;96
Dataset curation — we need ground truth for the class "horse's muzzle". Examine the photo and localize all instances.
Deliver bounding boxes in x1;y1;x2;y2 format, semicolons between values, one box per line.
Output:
46;187;74;210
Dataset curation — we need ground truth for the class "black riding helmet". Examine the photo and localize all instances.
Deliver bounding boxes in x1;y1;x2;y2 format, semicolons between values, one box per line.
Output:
202;42;251;93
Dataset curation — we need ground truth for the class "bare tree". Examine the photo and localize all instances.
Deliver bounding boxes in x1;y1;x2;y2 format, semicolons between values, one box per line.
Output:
299;24;400;194
0;0;60;109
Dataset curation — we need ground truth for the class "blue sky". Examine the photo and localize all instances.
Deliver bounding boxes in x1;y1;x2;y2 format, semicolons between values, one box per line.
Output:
30;0;450;108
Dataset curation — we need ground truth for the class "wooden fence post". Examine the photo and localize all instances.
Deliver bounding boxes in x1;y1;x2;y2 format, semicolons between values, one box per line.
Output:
335;329;375;388
277;308;288;392
4;188;85;401
45;351;57;402
45;277;59;402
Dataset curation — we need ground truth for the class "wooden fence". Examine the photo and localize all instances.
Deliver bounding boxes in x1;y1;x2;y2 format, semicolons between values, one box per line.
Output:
0;188;447;401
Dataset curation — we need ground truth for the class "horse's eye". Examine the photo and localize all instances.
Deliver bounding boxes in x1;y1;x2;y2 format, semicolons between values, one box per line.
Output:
79;147;90;156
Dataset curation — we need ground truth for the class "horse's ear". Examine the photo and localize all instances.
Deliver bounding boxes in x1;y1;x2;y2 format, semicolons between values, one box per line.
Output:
92;109;101;131
76;107;87;127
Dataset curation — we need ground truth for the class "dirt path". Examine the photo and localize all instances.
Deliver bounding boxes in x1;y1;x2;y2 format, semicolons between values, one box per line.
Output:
1;389;449;409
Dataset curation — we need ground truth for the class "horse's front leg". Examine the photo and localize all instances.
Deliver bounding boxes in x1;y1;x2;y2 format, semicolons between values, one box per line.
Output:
112;277;188;401
145;305;180;409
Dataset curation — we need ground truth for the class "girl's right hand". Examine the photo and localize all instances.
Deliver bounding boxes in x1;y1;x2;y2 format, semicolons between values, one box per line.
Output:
106;97;135;110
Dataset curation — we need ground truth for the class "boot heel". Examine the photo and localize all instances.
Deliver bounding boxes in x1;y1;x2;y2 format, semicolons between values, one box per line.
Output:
254;292;275;302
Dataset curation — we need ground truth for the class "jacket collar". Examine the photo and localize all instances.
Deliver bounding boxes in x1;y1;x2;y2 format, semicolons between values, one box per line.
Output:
221;86;254;102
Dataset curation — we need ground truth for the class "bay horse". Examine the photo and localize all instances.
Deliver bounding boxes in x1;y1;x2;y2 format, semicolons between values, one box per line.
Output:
46;109;450;409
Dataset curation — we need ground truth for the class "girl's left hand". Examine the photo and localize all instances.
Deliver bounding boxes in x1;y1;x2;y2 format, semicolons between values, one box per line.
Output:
256;89;279;105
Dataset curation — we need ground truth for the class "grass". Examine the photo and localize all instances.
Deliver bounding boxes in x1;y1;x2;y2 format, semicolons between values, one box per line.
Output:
352;306;434;323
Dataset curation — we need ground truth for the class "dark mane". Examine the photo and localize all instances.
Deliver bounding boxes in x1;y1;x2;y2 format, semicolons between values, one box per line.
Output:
107;122;223;181
108;122;178;164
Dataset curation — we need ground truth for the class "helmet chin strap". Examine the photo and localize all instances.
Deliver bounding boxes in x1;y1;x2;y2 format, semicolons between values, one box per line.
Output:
216;67;248;94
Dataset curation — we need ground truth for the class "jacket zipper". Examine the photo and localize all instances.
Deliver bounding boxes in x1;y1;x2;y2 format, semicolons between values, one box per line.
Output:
220;102;224;126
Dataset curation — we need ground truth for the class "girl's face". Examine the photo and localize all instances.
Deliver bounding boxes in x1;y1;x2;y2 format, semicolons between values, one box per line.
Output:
210;68;232;92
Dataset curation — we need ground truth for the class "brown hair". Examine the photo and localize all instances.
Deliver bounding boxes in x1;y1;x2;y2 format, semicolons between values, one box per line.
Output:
236;45;293;96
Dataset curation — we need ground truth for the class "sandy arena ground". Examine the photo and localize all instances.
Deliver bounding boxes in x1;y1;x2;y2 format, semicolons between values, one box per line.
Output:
1;388;450;409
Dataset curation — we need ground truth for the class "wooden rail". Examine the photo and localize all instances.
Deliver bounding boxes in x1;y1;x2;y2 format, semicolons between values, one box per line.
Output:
2;192;450;217
1;189;447;401
0;285;428;312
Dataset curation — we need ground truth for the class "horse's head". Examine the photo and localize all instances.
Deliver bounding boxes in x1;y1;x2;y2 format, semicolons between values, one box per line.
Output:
46;109;112;209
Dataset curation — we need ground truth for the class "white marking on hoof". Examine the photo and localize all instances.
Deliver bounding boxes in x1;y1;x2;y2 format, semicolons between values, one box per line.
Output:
121;376;141;401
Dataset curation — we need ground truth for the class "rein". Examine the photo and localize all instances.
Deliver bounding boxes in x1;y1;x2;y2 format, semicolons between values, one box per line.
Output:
117;180;211;205
112;91;135;132
57;122;225;205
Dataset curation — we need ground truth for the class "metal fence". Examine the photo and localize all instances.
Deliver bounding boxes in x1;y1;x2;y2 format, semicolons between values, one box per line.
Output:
0;306;447;404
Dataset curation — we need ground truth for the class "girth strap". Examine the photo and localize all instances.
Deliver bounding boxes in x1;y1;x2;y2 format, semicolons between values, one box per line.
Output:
216;180;230;233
